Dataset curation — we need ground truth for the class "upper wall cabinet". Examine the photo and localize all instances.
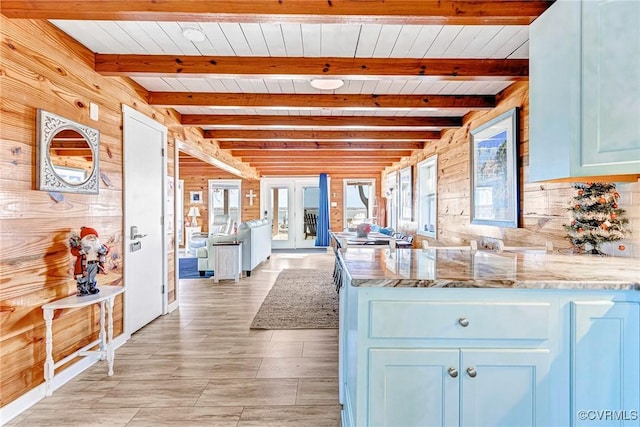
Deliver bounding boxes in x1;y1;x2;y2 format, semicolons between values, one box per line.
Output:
529;0;640;182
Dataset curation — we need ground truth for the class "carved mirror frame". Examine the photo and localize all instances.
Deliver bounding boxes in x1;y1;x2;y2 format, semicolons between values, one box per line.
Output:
36;109;100;194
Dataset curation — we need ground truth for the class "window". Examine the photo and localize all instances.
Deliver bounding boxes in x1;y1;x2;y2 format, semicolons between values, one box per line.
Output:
343;179;375;230
417;155;438;237
384;172;398;230
208;179;241;226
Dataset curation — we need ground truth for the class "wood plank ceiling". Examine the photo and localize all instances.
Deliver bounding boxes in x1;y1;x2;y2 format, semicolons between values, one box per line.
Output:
1;0;554;176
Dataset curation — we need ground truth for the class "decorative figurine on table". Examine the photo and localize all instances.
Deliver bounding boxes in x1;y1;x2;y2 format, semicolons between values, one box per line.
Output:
356;223;372;238
69;226;110;296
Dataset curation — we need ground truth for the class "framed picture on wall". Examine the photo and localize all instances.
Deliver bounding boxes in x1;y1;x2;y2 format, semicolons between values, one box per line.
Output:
190;190;203;204
399;166;413;221
470;107;519;228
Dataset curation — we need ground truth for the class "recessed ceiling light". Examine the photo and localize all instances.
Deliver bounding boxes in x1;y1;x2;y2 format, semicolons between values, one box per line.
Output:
310;79;345;90
182;27;205;42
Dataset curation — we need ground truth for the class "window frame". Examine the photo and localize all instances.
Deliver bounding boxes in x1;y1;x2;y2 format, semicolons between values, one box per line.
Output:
343;179;376;230
417;155;438;238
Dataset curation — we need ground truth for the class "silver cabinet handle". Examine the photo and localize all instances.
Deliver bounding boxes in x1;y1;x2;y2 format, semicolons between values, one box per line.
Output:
467;367;477;378
458;317;469;327
448;367;458;378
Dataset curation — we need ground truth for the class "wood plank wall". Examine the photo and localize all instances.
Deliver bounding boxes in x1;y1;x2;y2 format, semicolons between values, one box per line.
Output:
0;17;255;407
385;82;640;256
179;160;261;234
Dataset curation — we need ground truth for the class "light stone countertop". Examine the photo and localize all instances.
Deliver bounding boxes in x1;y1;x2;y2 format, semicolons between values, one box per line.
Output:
339;248;640;290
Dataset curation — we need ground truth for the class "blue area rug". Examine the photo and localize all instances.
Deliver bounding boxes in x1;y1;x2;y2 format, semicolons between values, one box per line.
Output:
179;257;213;279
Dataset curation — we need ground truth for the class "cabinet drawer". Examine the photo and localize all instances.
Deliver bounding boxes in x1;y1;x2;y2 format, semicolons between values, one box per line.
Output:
369;301;550;340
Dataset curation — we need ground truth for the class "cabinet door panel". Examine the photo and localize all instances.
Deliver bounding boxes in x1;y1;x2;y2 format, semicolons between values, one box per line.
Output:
460;349;551;427
572;301;640;426
369;348;459;427
581;0;640;168
529;0;581;182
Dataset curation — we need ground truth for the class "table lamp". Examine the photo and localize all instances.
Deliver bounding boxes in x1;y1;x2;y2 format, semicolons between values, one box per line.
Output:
187;206;201;227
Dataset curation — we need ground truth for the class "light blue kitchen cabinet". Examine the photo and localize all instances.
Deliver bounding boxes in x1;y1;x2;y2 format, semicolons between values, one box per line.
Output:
459;349;550;427
367;348;551;427
529;0;640;182
369;349;459;427
572;301;640;427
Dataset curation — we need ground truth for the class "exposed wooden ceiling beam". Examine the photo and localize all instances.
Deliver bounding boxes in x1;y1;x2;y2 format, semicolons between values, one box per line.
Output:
231;149;414;158
0;1;553;25
258;165;386;174
182;115;462;128
97;56;528;81
217;141;423;150
205;129;439;140
153;93;495;110
247;160;398;167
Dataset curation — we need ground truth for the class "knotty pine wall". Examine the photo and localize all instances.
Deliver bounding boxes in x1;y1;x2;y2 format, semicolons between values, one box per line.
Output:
0;17;255;407
385;82;640;256
179;160;261;235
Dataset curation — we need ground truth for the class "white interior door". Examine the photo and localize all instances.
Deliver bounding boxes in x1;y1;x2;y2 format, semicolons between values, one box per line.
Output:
123;105;166;335
264;180;293;249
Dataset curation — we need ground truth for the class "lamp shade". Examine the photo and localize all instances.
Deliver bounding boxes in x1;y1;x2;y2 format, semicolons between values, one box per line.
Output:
187;206;201;218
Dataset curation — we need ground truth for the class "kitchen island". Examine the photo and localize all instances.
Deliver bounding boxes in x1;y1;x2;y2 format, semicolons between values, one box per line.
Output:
336;247;640;427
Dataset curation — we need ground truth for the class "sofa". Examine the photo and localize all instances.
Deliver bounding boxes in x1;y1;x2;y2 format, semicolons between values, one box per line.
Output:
196;219;272;277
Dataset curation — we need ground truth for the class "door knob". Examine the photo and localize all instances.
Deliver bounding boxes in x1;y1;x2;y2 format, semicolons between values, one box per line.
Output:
467;367;477;378
448;367;459;378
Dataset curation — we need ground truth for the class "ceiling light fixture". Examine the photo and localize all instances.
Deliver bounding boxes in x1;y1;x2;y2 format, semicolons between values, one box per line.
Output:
182;27;205;42
310;79;344;91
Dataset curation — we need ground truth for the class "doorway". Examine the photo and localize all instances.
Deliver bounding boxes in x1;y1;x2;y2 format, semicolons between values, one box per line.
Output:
262;177;324;249
123;105;167;335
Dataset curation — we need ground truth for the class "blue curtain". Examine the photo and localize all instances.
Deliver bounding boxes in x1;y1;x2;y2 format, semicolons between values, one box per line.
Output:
315;173;330;246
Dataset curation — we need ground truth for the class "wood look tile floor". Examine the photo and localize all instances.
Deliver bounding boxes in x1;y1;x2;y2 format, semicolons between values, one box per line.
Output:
9;251;341;427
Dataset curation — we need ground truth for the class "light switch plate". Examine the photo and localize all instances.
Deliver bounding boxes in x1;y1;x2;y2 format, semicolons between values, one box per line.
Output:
89;102;99;121
331;202;338;207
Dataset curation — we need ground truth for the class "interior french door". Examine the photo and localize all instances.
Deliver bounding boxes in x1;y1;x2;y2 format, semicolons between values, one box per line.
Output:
262;177;320;249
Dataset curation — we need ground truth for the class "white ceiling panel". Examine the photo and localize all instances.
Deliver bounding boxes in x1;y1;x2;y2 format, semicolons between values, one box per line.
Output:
372;25;403;58
51;20;528;59
131;77;512;96
238;23;270;56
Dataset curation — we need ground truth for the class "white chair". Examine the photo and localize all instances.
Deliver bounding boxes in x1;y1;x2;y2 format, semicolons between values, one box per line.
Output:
209;214;233;235
496;240;553;253
422;240;478;251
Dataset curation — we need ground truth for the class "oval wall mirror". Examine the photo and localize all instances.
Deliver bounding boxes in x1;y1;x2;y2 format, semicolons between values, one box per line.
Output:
37;109;100;194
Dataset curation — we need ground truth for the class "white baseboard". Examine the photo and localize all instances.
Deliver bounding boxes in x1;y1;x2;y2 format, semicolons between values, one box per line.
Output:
0;334;130;426
167;300;179;313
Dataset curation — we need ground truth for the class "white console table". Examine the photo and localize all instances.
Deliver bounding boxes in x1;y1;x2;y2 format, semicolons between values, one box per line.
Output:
41;285;125;396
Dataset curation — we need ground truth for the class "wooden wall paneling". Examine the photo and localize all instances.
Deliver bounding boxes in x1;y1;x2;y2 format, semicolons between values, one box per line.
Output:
0;16;210;407
241;179;261;221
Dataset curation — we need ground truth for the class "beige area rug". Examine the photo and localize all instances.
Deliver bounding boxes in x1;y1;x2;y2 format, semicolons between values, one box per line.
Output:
250;269;338;329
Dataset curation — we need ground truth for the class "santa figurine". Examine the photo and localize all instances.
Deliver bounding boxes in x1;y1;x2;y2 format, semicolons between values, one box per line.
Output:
69;226;109;296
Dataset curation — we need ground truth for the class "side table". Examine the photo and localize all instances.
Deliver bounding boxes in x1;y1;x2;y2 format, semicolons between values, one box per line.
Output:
41;285;125;396
211;242;242;283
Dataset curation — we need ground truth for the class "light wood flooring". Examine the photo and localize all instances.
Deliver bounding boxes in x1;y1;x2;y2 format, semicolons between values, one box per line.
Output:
8;251;341;426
